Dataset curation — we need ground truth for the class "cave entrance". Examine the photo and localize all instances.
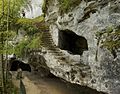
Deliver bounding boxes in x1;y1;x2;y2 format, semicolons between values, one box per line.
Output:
9;59;31;72
58;29;88;55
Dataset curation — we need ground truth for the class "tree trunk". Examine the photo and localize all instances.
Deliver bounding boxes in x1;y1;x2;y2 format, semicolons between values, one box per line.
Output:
1;33;5;94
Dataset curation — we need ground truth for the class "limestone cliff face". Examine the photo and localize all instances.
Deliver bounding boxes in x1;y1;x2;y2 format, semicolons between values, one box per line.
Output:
23;0;43;18
42;0;120;94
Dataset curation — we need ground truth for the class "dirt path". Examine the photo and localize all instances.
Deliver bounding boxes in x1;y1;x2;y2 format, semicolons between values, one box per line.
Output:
12;72;105;94
12;72;71;94
21;72;73;94
22;76;42;94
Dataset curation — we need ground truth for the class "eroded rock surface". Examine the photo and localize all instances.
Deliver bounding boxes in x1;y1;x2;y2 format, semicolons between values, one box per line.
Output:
24;0;120;94
40;0;120;94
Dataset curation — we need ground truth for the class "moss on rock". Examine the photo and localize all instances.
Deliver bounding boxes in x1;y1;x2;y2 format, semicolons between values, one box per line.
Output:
96;26;120;58
42;0;81;15
16;15;49;34
58;0;81;14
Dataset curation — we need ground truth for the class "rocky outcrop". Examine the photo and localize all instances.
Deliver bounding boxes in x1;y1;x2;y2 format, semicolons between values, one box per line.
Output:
40;0;120;94
23;0;43;18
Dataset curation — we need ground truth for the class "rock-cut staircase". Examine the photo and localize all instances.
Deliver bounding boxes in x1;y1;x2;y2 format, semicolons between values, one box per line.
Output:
40;31;91;84
41;31;67;62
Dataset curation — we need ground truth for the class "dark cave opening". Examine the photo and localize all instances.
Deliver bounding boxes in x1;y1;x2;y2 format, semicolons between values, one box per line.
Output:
9;59;31;72
58;29;88;55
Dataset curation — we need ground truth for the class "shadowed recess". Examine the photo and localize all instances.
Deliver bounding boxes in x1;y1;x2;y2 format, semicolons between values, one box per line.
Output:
58;29;88;55
9;59;31;72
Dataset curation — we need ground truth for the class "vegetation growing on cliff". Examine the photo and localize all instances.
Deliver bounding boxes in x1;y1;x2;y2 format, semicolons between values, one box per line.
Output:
58;0;81;14
16;15;49;32
13;14;49;57
14;32;43;57
42;0;81;15
96;26;120;58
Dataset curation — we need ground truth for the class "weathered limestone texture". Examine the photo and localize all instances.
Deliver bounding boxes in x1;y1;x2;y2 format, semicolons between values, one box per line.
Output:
42;0;120;94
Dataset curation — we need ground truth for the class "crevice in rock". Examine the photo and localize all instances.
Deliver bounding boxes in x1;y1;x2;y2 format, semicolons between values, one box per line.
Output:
58;29;88;55
111;49;117;59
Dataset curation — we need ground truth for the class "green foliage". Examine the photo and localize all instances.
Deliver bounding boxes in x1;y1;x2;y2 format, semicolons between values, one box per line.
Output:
96;26;120;53
0;0;28;18
0;30;16;40
42;0;81;15
102;28;120;51
16;15;47;35
0;0;28;31
27;33;42;49
58;0;81;14
14;36;29;57
16;15;44;25
14;32;43;57
0;0;47;57
0;31;16;54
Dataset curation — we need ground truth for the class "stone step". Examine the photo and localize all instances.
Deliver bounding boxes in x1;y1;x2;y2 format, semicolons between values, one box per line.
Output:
42;38;52;41
42;35;50;37
41;41;54;45
54;56;66;60
54;54;65;56
43;33;51;36
48;48;60;50
57;59;69;63
82;70;91;74
43;37;51;39
43;35;51;37
48;49;61;52
42;45;56;49
41;42;54;46
50;52;65;56
48;52;63;55
42;42;54;45
42;40;53;43
41;43;54;45
48;47;59;49
79;66;90;70
42;39;52;41
43;32;50;34
42;32;52;36
42;36;52;38
41;45;56;48
48;48;62;53
42;31;73;65
42;38;53;41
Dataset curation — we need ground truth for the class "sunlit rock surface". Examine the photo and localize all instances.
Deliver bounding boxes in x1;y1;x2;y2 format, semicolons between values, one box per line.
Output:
22;0;43;18
25;0;120;94
43;0;120;94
